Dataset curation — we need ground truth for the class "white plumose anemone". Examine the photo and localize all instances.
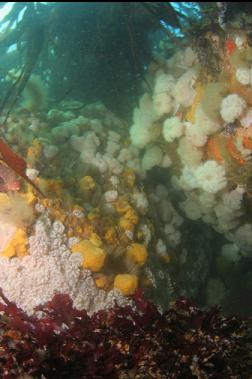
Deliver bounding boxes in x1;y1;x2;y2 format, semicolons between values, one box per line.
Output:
163;116;184;142
195;160;227;194
220;94;246;123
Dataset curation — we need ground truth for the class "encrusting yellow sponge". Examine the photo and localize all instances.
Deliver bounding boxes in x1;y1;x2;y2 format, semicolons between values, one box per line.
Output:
2;228;28;258
71;239;107;272
79;176;96;192
114;274;138;295
95;274;111;290
127;243;148;265
89;232;103;247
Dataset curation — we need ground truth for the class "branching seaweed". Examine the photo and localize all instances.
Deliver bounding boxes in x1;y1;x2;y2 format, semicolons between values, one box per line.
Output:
0;2;183;119
0;4;46;120
1;2;252;118
0;289;251;378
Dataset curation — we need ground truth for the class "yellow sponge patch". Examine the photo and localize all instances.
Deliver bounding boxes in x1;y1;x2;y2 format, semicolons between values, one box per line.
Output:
71;240;107;272
79;176;96;192
2;228;28;258
127;243;148;265
114;274;138;295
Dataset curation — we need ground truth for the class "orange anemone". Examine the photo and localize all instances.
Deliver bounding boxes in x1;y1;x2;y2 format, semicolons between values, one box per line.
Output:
240;125;252;150
227;136;247;165
207;137;224;162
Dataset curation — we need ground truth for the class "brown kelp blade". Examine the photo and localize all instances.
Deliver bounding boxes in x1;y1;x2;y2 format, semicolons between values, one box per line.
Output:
0;138;45;197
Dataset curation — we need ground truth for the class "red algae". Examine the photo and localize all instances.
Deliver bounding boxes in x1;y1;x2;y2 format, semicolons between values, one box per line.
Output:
0;289;250;379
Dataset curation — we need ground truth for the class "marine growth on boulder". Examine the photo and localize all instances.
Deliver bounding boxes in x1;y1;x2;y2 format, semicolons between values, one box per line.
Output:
0;2;251;378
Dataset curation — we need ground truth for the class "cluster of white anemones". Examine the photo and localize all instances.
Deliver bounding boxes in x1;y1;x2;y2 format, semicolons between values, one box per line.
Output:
0;207;131;316
127;39;252;264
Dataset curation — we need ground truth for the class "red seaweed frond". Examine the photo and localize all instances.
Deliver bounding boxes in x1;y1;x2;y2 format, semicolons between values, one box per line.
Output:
0;138;45;197
0;290;250;378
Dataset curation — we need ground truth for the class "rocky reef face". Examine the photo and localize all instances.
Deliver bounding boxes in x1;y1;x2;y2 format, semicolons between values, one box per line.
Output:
2;32;252;316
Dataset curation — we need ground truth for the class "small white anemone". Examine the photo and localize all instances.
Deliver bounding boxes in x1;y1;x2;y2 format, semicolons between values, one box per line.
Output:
220;94;246;123
163;116;184;142
179;166;198;190
236;67;250;85
185;122;208;147
195;160;227;194
142;145;163;171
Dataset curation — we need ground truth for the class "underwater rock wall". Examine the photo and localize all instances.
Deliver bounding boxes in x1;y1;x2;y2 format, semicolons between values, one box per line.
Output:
128;34;252;313
0;101;179;314
0;28;252;316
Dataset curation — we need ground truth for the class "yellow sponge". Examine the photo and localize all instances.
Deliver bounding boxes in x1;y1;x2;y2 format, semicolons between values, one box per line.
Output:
79;176;96;192
114;274;138;295
127;243;148;265
2;228;28;258
95;274;110;290
71;240;107;272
